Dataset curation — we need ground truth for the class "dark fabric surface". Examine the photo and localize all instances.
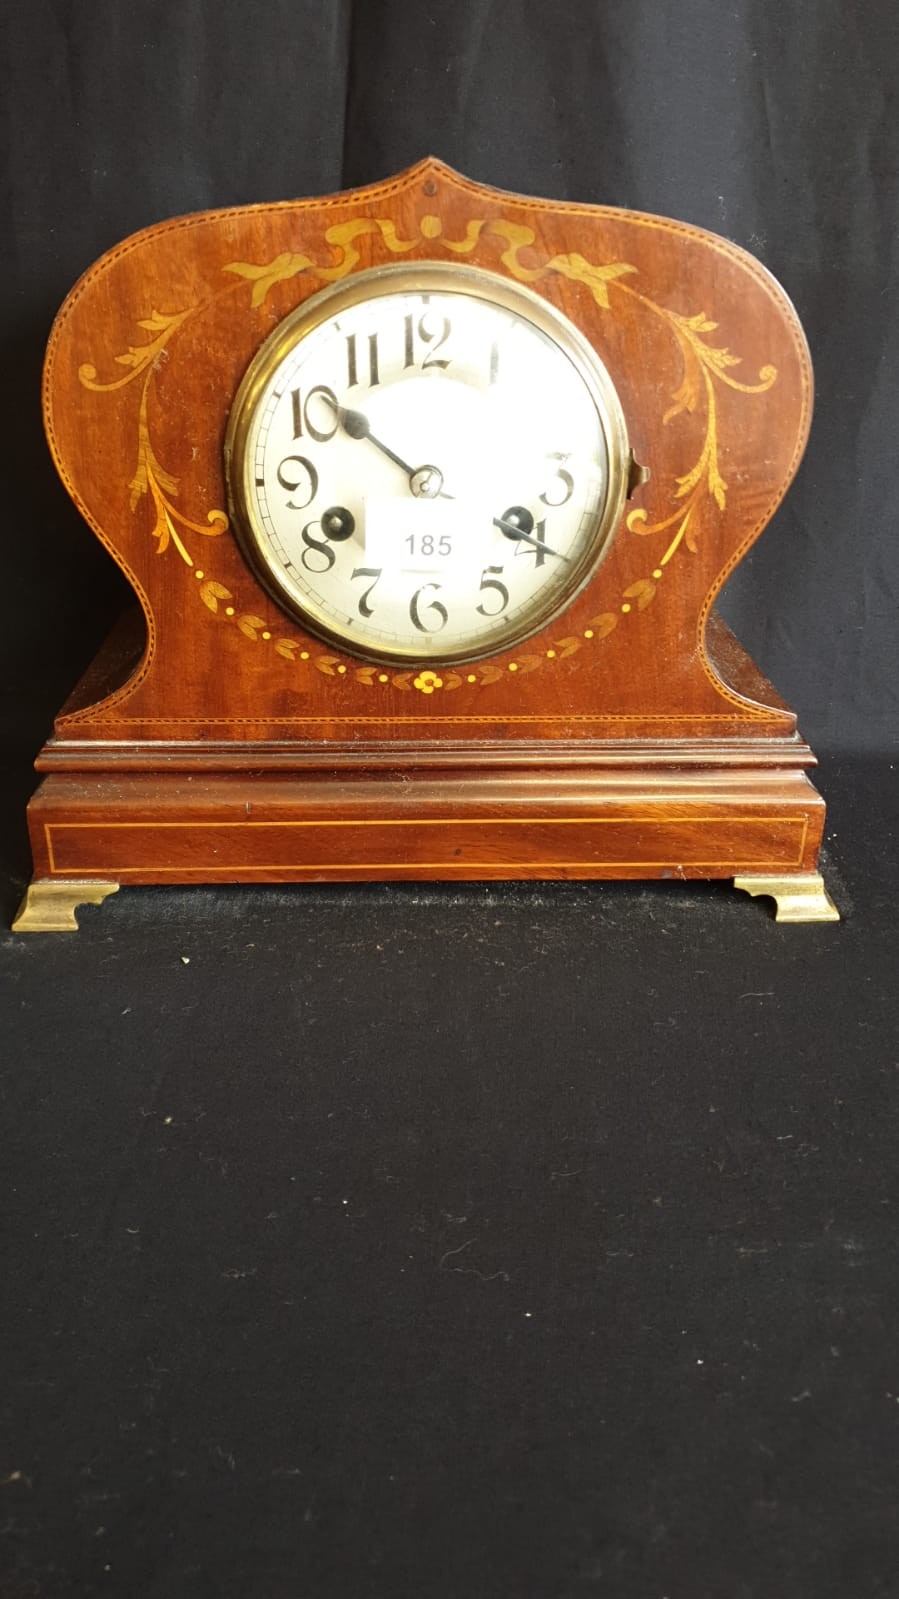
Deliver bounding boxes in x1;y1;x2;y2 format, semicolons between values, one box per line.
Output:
2;1;898;1594
1;760;897;1598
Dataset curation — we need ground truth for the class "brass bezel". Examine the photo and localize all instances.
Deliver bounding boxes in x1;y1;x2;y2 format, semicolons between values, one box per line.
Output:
224;260;630;665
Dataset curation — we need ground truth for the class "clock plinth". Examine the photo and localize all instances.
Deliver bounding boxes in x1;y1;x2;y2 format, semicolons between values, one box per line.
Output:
24;764;828;888
16;160;839;928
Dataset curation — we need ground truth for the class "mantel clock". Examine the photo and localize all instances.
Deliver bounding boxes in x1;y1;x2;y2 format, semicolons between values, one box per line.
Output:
13;160;839;931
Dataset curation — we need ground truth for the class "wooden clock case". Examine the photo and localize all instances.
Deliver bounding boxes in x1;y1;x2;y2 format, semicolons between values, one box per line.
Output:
14;159;838;930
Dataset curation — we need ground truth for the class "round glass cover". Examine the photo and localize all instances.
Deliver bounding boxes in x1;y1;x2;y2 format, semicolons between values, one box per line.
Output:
226;261;629;664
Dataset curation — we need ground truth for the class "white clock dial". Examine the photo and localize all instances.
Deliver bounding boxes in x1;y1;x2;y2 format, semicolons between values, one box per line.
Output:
226;263;628;663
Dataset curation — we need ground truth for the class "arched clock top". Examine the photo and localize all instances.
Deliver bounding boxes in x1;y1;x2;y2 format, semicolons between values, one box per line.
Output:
43;158;809;740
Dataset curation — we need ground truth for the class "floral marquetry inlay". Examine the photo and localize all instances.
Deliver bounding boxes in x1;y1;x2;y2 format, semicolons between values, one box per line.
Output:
72;175;784;698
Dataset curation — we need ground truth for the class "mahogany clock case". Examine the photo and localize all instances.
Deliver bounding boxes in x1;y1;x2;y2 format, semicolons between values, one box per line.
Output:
13;161;839;921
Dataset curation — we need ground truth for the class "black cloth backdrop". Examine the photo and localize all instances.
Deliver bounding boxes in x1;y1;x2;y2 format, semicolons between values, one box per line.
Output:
2;0;898;757
2;6;899;1599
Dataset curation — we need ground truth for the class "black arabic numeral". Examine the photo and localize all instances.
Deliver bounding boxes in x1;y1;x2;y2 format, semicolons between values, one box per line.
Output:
300;505;355;574
301;520;335;574
540;457;575;508
476;566;510;617
514;517;549;567
419;306;451;369
276;454;319;511
410;582;448;632
350;566;382;618
291;384;340;442
404;301;451;370
346;332;380;388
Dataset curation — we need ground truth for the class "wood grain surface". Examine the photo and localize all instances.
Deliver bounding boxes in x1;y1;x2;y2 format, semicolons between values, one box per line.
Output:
22;160;827;894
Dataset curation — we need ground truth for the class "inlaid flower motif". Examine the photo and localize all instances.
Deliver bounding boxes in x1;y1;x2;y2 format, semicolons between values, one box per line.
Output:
413;670;443;695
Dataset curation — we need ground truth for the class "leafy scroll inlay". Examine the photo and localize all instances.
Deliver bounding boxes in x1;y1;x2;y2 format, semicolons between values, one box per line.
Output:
79;307;228;567
78;308;195;393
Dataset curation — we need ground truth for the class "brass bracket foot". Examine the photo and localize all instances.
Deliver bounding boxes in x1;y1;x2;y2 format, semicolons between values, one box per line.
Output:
12;880;120;934
734;872;840;923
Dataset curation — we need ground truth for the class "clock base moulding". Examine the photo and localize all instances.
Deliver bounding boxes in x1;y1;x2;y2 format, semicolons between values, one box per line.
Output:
12;762;836;931
13;607;839;930
13;159;840;928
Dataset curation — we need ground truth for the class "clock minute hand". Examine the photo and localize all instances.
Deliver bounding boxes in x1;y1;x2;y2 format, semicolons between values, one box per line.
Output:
329;400;454;500
493;515;569;562
338;403;418;478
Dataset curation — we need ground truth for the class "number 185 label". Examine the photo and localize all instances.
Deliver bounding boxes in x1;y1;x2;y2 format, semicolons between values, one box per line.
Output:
364;498;483;570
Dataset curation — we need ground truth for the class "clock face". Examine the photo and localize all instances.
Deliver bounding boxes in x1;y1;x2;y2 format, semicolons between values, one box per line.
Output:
226;263;629;664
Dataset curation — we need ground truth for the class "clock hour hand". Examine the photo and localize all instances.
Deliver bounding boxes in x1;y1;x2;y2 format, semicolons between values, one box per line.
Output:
494;506;569;562
326;398;453;500
338;403;417;476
